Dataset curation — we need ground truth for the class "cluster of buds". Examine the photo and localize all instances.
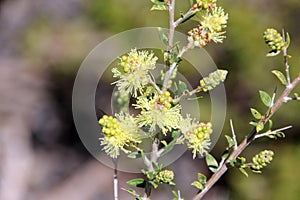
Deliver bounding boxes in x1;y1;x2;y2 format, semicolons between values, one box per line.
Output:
120;55;137;73
199;69;228;92
251;150;274;172
192;0;217;11
188;26;211;47
149;91;173;110
263;28;285;55
99;114;140;158
112;49;158;97
155;170;175;184
99;115;119;138
135;90;182;135
184;122;213;158
188;7;228;47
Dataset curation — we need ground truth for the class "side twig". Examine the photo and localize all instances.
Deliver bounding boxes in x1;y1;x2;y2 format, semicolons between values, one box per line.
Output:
192;73;300;200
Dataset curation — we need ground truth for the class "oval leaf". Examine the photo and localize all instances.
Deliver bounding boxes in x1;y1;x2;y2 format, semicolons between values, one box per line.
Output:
272;70;287;86
151;4;168;11
259;90;272;107
225;135;235;148
197;173;207;184
205;153;219;173
127;178;145;187
239;168;249;177
250;108;262;119
256;121;264;133
285;32;291;49
191;181;204;190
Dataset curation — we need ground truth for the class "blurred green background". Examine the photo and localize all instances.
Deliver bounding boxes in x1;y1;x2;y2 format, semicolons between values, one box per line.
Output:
0;0;300;199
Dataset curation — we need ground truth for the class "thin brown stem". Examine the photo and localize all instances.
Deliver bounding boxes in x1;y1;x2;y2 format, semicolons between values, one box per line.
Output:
282;29;291;85
162;42;194;91
168;0;176;52
148;76;163;94
192;73;300;200
173;85;201;103
174;8;195;27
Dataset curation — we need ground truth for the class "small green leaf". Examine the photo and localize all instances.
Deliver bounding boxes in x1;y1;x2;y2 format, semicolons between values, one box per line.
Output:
142;170;154;179
266;50;281;57
229;158;236;167
172;190;178;198
267;134;276;139
123;188;142;199
268;120;273;130
152;162;161;172
237;157;246;164
276;132;285;138
286;32;291;48
172;130;181;138
178;80;187;93
251;168;262;173
191;181;204;190
206;153;219;173
189;0;193;7
127;178;145;187
249;121;258;127
197;173;207;184
259;90;272;107
151;4;168;11
169;181;176;186
158;27;168;46
250;108;262;120
161;140;168;146
221;149;229;160
272;70;287;86
225;135;235;148
239;168;249;177
128;151;140;159
149;180;159;188
256;121;264;133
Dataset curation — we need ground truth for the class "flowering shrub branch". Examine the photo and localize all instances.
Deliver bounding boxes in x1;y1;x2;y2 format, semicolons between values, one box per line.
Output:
95;0;300;199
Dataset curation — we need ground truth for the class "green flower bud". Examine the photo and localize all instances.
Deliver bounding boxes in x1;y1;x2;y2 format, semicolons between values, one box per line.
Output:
263;28;285;54
98;113;141;158
200;69;228;92
156;170;174;184
251;150;274;172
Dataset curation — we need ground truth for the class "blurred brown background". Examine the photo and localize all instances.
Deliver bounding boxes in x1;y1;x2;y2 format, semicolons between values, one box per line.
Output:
0;0;300;200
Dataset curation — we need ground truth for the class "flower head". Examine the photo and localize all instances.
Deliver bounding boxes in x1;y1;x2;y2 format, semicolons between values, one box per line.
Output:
263;28;285;56
99;113;141;158
134;91;182;135
251;150;274;173
155;170;175;184
112;49;158;97
188;7;228;47
180;116;213;158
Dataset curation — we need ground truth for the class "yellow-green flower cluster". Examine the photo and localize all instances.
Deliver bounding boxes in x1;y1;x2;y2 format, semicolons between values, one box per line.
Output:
195;0;217;11
99;113;141;158
135;91;182;135
180;116;213;158
188;7;228;47
251;150;274;172
155;170;175;184
112;49;158;97
263;28;285;56
199;69;228;92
